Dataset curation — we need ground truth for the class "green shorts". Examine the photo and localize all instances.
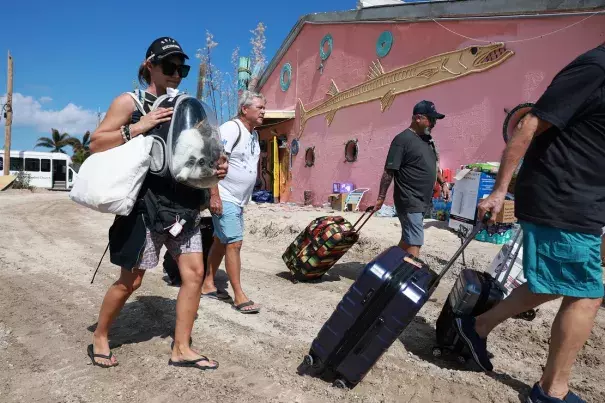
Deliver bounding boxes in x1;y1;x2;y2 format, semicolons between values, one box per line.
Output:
521;221;603;299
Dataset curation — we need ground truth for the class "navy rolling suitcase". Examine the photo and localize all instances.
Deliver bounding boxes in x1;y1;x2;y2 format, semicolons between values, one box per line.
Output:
300;216;487;389
433;227;525;364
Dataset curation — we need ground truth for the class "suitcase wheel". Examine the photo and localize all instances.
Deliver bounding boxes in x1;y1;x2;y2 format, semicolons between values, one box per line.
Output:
333;379;347;389
514;309;536;321
523;309;537;321
303;354;314;367
432;347;443;358
456;355;467;364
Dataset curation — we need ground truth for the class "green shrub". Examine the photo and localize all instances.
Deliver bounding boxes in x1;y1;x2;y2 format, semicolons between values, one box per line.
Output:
11;170;35;191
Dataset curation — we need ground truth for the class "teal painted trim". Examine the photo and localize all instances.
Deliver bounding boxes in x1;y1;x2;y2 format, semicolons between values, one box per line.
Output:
376;31;393;58
320;34;333;61
280;63;292;91
238;57;251;90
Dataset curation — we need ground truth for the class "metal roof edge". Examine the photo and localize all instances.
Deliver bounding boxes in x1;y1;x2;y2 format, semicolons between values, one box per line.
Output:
256;0;605;90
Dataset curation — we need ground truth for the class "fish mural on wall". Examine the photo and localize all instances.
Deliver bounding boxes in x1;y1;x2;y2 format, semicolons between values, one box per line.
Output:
297;42;514;135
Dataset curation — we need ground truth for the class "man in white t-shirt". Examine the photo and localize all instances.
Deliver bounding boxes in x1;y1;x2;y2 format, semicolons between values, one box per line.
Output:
201;91;265;314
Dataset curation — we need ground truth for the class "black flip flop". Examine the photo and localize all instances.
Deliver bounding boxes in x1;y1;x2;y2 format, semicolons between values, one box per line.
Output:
202;289;231;300
233;300;260;314
87;344;118;368
168;356;219;371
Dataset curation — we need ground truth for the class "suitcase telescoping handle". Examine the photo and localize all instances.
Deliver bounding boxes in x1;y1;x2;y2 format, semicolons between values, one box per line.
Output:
294;207;374;259
499;229;523;288
434;212;492;284
350;206;375;234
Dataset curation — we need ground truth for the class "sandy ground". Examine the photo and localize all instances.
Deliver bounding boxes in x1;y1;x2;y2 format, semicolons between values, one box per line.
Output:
0;189;604;403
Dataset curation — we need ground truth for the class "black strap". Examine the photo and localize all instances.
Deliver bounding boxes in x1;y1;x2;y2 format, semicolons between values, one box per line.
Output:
90;215;124;284
230;120;242;153
91;242;110;284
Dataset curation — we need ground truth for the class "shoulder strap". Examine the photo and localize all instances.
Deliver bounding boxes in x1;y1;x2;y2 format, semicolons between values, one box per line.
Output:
151;94;171;111
126;90;146;116
231;119;242;150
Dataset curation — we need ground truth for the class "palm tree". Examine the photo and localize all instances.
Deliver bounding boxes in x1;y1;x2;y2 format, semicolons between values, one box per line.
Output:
68;131;91;154
68;131;92;165
35;129;71;153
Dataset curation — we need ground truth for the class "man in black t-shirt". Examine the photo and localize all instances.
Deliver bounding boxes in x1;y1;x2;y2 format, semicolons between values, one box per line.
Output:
374;100;449;257
455;43;605;403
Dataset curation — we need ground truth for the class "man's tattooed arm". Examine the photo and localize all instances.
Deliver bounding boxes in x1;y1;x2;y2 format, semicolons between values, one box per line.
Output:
378;170;394;199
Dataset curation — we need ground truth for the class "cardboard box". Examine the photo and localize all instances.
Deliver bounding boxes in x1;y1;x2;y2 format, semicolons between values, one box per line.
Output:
448;170;496;233
328;193;347;211
494;200;516;223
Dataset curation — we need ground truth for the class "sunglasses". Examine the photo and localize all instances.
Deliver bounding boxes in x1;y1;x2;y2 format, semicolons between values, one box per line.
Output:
160;60;190;78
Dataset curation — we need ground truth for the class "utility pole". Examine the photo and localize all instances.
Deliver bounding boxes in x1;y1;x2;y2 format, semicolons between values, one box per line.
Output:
196;62;207;101
3;51;13;176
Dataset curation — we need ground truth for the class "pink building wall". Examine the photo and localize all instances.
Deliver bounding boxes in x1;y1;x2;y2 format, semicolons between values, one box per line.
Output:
258;15;605;209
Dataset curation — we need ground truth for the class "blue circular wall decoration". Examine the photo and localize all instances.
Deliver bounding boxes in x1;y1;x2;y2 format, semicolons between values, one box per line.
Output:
376;31;393;58
280;63;292;91
320;34;333;61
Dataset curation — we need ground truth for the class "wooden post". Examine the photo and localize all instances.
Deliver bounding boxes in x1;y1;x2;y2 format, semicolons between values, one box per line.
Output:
3;51;13;176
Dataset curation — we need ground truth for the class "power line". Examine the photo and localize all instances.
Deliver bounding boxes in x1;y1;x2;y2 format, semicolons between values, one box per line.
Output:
431;10;603;44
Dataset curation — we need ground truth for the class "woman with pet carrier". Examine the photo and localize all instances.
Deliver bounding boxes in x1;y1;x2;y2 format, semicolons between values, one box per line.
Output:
87;37;227;370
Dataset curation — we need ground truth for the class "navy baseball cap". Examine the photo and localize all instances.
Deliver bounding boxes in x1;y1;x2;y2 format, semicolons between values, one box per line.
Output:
413;100;445;119
146;37;189;61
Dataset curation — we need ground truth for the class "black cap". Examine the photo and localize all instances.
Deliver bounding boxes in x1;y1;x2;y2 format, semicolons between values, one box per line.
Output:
413;100;445;119
145;37;189;61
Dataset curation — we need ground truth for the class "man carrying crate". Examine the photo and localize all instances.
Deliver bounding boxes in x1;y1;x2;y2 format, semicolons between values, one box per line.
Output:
455;43;605;403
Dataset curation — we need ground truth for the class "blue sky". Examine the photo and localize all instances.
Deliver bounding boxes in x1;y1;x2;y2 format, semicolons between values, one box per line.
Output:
1;0;362;152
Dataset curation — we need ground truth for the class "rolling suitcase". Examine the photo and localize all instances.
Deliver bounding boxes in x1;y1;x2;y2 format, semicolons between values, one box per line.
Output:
282;207;373;282
487;227;537;321
299;215;488;389
433;227;527;363
163;216;215;286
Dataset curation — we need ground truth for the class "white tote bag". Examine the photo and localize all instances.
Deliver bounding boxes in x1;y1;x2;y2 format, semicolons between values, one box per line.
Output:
69;135;154;216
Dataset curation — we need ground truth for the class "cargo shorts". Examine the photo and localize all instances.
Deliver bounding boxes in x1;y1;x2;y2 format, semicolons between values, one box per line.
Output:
521;220;603;298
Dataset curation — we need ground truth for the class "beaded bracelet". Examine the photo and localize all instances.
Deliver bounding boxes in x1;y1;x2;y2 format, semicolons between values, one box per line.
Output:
124;124;131;141
120;125;129;143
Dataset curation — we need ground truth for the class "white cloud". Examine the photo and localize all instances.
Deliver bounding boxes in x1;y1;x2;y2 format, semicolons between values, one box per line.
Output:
0;93;103;135
39;96;53;103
